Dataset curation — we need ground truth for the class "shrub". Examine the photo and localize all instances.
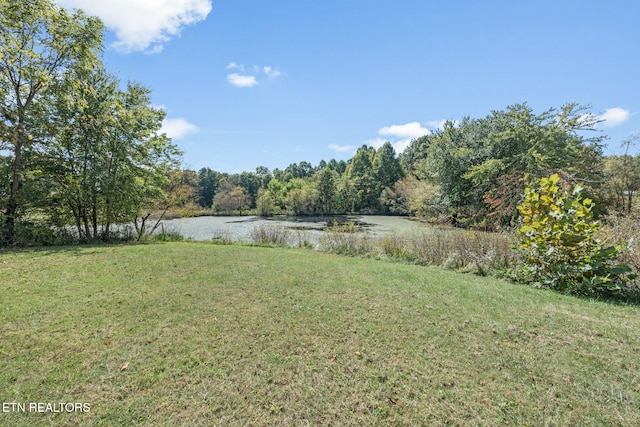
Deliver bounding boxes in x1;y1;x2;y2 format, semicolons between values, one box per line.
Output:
599;214;640;278
152;230;185;242
514;174;635;296
319;222;372;256
13;221;76;246
249;224;291;246
379;234;411;259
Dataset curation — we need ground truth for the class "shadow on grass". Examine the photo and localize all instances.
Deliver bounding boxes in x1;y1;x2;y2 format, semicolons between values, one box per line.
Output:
0;240;148;257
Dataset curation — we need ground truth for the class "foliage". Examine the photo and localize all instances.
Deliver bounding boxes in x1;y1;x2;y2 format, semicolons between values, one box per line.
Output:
0;0;104;244
285;184;318;216
379;180;411;215
418;104;604;228
134;169;195;240
372;141;404;190
514;173;635;296
0;0;181;246
49;68;180;241
598;214;640;284
602;136;640;215
315;166;338;214
213;183;251;214
197;167;221;208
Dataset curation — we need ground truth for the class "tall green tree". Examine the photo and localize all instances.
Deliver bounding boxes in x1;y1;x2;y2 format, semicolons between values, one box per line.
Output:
0;0;104;244
372;142;404;190
47;66;117;240
47;66;180;240
197;167;220;208
344;145;377;212
315;167;338;214
422;104;604;227
104;82;180;237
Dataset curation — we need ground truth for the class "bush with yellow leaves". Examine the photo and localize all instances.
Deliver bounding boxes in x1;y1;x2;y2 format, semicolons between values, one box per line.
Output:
514;173;635;297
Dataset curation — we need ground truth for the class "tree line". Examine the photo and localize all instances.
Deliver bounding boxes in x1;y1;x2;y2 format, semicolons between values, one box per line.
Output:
167;103;638;230
179;141;403;217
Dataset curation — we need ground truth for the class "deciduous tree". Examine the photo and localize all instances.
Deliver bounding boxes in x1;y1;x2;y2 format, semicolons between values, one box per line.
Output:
0;0;104;244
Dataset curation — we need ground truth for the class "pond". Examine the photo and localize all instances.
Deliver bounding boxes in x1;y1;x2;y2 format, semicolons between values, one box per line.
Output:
157;215;428;244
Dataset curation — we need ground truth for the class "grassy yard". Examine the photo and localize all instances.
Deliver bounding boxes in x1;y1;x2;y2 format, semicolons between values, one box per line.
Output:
1;242;639;426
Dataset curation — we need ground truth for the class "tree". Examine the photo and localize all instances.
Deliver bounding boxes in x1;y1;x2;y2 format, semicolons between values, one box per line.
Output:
284;178;317;215
467;104;603;225
256;187;277;216
284;161;314;179
213;183;251;214
98;82;180;238
344;145;378;211
603;136;640;214
399;134;431;174
315;167;338;214
134;169;196;240
421;104;604;227
47;66;118;240
336;176;358;214
255;166;272;189
0;0;104;244
46;67;180;241
372;141;404;191
379;180;410;215
422;119;477;215
197;167;220;208
327;158;347;175
230;171;261;207
286;186;318;215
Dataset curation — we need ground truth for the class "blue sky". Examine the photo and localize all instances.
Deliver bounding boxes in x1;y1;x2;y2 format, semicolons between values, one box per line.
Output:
55;0;639;173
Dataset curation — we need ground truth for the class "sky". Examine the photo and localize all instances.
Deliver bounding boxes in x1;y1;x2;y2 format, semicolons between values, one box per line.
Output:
53;0;640;174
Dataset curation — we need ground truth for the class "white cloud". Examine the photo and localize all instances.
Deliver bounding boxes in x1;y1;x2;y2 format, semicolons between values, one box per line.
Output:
378;122;430;139
263;66;282;79
160;118;198;139
598;107;631;127
227;73;258;88
367;122;431;154
54;0;212;54
225;63;282;87
329;144;357;153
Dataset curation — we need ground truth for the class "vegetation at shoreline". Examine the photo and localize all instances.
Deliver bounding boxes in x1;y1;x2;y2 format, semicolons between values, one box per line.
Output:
2;242;640;426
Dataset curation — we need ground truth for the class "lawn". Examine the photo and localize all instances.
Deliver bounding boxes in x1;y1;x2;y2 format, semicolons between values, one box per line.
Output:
1;242;639;426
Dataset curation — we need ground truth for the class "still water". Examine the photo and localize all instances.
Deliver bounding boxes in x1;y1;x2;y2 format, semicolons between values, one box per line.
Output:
158;215;426;243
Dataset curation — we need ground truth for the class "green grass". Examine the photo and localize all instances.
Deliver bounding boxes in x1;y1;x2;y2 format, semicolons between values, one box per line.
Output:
1;242;640;426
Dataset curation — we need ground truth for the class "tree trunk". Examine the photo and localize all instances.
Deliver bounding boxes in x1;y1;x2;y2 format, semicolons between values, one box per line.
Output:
92;200;98;240
4;122;26;245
